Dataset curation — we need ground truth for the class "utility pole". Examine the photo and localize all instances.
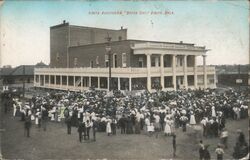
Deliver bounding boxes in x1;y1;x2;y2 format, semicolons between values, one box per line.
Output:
105;34;112;91
238;64;241;90
23;65;25;97
0;93;5;159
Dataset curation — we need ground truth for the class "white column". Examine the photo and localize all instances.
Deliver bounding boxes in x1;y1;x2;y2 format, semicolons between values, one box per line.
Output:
129;77;132;91
81;76;83;91
66;76;69;89
118;77;121;90
89;77;91;87
43;75;45;86
97;77;100;89
146;53;152;92
38;75;41;86
54;75;56;85
194;56;198;89
73;76;75;88
172;55;176;90
214;74;217;88
203;55;207;89
183;55;188;89
49;75;51;87
155;57;159;67
33;74;36;86
160;54;164;89
60;75;62;87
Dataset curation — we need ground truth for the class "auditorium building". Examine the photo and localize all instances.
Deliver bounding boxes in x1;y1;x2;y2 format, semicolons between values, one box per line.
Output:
34;21;216;92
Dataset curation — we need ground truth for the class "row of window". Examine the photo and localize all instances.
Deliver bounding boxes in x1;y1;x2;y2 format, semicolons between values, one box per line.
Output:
73;53;127;68
57;52;194;68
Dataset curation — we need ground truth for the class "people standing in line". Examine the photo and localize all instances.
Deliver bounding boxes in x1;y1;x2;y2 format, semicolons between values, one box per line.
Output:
215;144;224;160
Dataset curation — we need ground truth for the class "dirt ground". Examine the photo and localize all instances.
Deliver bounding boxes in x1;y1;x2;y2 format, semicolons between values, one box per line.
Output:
1;108;249;160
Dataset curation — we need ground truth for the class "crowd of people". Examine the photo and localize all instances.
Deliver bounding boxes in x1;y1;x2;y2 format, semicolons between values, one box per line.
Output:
2;87;249;159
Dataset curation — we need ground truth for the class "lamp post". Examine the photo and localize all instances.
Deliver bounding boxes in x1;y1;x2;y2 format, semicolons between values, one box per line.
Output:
105;36;112;91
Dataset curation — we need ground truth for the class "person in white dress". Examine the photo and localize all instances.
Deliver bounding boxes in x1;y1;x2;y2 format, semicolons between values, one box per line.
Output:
164;117;172;136
106;118;112;136
211;106;216;118
189;111;196;125
145;116;150;132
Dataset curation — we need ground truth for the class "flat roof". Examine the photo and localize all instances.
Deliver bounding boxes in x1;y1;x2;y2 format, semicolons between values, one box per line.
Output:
69;39;198;48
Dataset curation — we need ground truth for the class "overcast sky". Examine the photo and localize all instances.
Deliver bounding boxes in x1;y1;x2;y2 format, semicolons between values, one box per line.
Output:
0;0;249;67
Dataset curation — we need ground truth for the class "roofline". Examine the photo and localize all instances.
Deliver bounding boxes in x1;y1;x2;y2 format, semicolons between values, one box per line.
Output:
50;23;127;31
50;23;69;29
69;25;127;31
69;39;205;49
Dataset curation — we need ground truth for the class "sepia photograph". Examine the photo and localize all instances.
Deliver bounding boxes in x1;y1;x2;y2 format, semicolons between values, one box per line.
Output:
0;0;249;159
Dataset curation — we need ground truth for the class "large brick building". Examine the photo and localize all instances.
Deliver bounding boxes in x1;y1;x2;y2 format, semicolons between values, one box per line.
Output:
34;21;216;92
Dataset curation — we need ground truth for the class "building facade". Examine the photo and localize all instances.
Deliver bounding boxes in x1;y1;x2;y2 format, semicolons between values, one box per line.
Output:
34;22;216;92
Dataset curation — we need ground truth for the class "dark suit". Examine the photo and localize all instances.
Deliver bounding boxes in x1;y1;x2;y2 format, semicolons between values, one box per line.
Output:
78;123;85;142
66;117;72;134
119;117;126;134
24;116;31;137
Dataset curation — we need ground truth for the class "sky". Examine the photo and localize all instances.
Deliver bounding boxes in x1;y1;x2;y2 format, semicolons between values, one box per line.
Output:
0;0;249;67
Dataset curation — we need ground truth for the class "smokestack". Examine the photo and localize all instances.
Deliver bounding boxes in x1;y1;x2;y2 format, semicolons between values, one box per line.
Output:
63;20;66;24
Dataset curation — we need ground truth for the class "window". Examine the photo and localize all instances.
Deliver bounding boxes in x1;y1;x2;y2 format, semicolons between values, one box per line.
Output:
151;57;156;67
90;61;94;68
105;54;109;67
96;56;99;65
122;53;127;67
119;36;122;41
180;57;183;66
56;52;60;61
74;58;78;67
139;57;143;67
113;53;118;68
180;77;183;84
155;57;159;67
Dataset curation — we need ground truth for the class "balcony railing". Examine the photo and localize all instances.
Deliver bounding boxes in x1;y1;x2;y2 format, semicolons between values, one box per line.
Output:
35;66;215;76
132;42;206;51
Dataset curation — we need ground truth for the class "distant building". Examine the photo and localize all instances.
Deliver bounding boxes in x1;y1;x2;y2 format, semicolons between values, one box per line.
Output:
34;21;216;92
216;65;249;87
0;62;48;90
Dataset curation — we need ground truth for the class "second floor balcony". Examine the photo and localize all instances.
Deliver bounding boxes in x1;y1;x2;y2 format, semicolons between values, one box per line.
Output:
35;66;215;78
